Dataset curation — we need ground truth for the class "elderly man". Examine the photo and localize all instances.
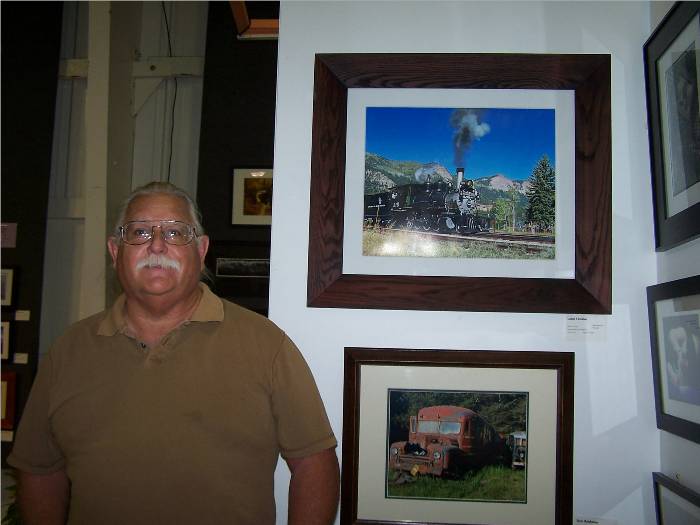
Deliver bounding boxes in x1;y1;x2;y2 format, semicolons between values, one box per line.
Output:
8;182;339;525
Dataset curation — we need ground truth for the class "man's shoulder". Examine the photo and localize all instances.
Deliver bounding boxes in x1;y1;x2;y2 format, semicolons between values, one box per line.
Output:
216;298;296;353
53;309;110;346
43;309;111;365
219;298;282;334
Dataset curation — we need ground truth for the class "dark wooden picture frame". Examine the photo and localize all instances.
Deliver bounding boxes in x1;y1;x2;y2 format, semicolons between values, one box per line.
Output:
647;274;700;444
342;347;574;525
653;472;700;524
308;53;611;314
644;2;700;250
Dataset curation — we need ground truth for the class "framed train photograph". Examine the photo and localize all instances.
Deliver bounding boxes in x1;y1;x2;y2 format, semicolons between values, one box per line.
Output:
360;106;558;258
647;274;700;444
345;92;574;282
341;348;574;525
308;53;611;314
644;2;700;250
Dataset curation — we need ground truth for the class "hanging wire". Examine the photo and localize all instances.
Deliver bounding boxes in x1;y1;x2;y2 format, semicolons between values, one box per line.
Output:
161;1;178;182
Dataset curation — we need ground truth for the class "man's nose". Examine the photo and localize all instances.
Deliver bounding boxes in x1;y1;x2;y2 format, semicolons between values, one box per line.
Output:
147;225;168;252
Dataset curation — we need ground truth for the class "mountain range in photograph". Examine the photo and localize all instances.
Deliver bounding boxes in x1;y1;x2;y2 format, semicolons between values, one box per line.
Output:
365;152;532;212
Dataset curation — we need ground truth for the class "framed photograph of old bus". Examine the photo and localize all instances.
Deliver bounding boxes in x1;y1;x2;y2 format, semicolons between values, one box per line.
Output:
647;274;700;444
341;348;574;525
386;389;529;503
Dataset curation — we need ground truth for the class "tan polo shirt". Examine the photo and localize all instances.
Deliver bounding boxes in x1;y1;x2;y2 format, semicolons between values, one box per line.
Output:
8;284;336;525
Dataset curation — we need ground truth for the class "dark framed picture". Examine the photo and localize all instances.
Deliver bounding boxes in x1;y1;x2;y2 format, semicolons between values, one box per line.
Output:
1;321;9;360
215;257;270;278
204;241;270;316
1;371;16;431
647;274;700;444
342;348;574;525
231;168;273;225
1;268;14;306
308;53;611;314
644;2;700;250
653;472;700;524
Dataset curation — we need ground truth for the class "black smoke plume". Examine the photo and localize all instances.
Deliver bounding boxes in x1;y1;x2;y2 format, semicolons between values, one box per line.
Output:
450;109;490;168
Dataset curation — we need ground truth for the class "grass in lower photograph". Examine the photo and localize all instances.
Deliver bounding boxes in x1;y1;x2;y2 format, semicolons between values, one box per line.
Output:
386;466;526;503
362;228;554;259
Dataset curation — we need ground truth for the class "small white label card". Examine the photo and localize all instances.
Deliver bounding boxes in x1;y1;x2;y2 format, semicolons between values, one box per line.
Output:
13;352;28;364
576;517;618;525
566;315;607;342
14;310;30;321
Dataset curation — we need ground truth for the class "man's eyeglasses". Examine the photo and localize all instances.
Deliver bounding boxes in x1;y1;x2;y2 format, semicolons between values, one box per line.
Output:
119;221;197;246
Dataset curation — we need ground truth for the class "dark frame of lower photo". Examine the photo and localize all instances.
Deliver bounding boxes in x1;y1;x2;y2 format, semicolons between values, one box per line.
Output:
341;348;574;525
653;471;700;524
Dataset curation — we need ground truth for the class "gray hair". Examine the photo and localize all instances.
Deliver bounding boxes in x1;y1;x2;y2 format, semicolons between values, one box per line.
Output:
112;181;206;243
112;181;212;282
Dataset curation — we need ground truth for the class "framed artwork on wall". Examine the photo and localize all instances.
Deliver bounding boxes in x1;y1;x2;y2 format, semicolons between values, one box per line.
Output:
341;347;574;525
231;168;273;225
307;53;611;314
215;257;270;278
1;321;9;360
204;241;271;316
653;472;700;524
1;371;16;431
647;274;700;444
644;2;700;250
1;268;14;306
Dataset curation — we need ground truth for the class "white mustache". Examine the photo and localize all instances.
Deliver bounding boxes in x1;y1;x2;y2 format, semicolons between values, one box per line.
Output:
135;254;181;272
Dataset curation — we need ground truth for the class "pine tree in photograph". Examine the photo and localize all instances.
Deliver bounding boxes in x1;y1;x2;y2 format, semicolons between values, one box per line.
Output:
525;155;555;232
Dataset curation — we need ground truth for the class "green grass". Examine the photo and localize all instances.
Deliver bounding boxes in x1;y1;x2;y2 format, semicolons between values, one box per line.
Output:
387;465;526;502
362;229;554;259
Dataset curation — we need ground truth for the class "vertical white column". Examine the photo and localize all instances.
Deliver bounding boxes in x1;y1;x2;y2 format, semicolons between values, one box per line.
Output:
79;1;110;318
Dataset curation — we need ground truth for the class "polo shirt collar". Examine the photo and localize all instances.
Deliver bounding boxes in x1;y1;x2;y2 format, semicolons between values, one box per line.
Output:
97;283;224;336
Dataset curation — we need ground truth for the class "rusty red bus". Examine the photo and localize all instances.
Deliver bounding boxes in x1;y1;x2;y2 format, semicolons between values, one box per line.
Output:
388;405;508;478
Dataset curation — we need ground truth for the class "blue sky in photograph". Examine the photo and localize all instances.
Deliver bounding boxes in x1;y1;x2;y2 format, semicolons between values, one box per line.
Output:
365;107;555;181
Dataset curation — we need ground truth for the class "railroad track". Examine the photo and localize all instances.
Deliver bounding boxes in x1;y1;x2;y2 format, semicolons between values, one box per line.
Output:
466;232;555;245
367;227;555;250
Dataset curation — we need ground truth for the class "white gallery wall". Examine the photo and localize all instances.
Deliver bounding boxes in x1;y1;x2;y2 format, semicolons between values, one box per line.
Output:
269;2;664;525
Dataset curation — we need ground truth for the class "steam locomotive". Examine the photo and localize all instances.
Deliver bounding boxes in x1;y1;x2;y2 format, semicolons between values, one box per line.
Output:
364;168;490;235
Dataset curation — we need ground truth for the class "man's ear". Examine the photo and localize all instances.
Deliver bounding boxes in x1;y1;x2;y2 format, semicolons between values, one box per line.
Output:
107;237;120;268
197;235;210;269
